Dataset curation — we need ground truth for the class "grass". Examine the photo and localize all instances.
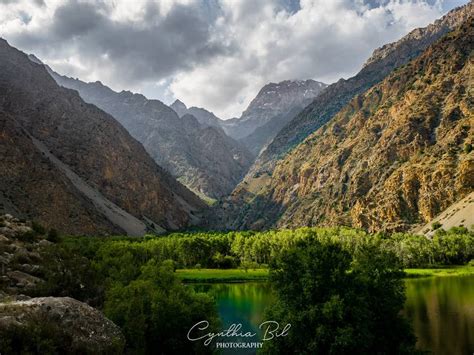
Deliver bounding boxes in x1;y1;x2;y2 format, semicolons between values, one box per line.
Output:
404;265;474;278
176;268;269;282
176;265;474;282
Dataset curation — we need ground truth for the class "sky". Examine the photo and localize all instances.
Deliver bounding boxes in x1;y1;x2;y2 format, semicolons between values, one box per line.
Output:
0;0;468;119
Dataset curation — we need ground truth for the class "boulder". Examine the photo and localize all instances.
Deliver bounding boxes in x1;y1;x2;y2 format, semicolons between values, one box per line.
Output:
0;297;125;353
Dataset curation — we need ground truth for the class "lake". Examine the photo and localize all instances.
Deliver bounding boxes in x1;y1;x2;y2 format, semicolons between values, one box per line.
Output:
193;275;474;354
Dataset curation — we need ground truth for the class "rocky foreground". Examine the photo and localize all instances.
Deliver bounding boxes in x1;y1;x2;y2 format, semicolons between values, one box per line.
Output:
0;215;124;353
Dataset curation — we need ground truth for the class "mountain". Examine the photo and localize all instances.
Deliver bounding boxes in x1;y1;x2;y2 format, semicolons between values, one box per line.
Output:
170;99;224;130
213;15;473;232
171;80;327;156
242;2;473;187
48;73;253;200
238;104;306;156
222;80;327;151
0;38;205;235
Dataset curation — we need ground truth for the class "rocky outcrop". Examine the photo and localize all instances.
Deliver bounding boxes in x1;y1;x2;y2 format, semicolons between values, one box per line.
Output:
0;39;205;235
241;2;473;193
48;74;253;200
0;215;56;297
213;15;473;232
0;297;125;353
0;215;124;353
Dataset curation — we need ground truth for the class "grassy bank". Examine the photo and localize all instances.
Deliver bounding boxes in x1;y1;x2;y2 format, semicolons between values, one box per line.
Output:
176;265;474;282
176;268;268;282
404;265;474;278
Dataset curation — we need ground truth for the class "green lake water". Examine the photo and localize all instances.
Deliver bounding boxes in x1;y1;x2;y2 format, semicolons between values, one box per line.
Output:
193;275;474;354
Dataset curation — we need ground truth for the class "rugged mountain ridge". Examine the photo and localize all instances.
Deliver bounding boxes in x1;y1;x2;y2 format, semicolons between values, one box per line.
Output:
215;16;473;232
170;99;224;130
0;39;205;235
222;80;327;151
172;80;327;155
242;2;473;186
49;73;253;199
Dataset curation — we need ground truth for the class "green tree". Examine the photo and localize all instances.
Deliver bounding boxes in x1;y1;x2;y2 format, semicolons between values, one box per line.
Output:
262;238;417;354
104;259;219;354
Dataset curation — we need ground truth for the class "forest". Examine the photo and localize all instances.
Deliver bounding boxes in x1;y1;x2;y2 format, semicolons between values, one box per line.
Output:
62;226;474;271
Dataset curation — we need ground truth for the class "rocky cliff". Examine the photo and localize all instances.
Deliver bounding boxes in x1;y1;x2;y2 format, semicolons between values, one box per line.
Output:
50;74;253;199
0;39;205;235
214;15;473;232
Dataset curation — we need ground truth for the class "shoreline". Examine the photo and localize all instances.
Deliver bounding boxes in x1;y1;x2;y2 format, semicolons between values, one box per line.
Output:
177;265;474;283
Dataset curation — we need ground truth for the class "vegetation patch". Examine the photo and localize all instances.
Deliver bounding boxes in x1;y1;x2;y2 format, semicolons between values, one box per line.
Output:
404;265;474;278
176;268;268;282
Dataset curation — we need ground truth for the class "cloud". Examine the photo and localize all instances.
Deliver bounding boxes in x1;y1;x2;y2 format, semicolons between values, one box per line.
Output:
1;0;230;89
0;0;466;119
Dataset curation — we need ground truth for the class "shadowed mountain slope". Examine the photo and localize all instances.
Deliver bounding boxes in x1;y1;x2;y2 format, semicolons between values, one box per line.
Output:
0;39;205;235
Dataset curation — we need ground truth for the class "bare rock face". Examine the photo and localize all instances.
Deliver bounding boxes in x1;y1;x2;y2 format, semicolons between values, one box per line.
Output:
213;15;473;232
0;297;125;354
0;39;205;234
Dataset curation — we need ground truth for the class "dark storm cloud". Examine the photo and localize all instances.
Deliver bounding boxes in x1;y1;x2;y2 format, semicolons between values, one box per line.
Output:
9;0;232;84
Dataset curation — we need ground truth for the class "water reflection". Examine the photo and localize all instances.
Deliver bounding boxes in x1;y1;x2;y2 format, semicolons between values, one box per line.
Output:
193;275;474;354
404;275;474;354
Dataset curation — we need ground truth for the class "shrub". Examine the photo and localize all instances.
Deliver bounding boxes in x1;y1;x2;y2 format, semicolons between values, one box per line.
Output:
464;143;473;154
31;221;46;234
432;221;442;230
47;229;61;243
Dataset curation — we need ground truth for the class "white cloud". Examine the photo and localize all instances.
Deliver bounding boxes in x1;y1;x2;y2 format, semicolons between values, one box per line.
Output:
0;0;465;119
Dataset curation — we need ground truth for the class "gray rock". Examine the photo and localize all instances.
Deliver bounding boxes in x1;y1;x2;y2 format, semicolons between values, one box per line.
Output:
0;297;125;353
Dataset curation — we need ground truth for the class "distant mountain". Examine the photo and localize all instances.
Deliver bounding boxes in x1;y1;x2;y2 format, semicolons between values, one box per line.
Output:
222;80;327;151
243;2;473;185
48;72;253;199
0;39;205;235
238;104;305;156
212;15;473;232
170;99;224;130
171;80;327;156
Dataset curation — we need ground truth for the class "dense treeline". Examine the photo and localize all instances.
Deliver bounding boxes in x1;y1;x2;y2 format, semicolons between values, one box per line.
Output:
63;226;474;273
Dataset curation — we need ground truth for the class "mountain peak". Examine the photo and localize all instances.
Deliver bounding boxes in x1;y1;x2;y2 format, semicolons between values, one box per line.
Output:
170;99;188;117
239;78;328;124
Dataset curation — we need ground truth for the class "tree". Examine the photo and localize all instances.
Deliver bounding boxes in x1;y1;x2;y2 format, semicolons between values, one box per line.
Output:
262;238;417;354
104;259;219;354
